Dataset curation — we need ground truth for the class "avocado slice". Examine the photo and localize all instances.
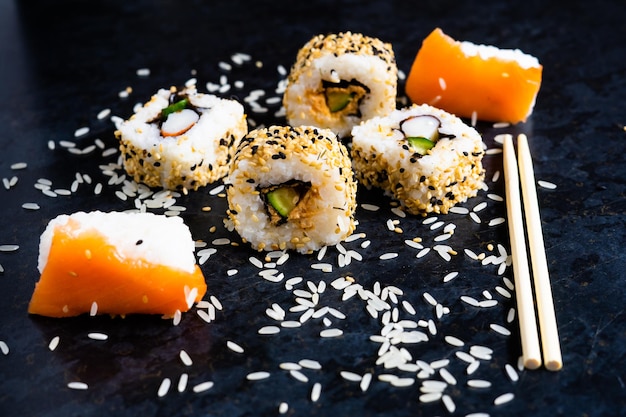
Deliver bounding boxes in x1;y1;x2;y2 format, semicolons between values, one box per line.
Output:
325;91;355;112
406;137;435;155
266;186;301;218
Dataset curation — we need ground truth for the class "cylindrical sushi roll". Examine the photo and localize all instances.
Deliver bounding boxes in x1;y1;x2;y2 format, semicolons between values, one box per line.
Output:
283;32;397;139
115;85;247;191
225;125;357;254
351;104;486;215
28;211;207;318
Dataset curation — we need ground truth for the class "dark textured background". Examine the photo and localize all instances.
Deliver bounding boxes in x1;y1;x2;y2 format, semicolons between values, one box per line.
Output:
1;1;625;416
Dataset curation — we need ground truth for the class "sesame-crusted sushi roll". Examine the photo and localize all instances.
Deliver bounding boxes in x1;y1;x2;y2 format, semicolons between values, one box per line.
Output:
115;85;247;191
283;32;397;139
351;104;486;215
225;125;357;254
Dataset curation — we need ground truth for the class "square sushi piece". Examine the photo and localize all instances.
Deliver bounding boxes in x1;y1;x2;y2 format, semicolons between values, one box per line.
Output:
28;211;206;318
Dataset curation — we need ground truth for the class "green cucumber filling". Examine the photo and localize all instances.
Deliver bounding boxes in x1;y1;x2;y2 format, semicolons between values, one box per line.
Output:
262;181;312;226
322;79;370;115
326;91;356;112
161;98;189;120
400;115;441;155
406;137;435;155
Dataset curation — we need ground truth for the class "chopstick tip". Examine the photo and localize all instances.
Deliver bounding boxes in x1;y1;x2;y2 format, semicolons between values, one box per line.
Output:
545;359;563;372
524;357;542;370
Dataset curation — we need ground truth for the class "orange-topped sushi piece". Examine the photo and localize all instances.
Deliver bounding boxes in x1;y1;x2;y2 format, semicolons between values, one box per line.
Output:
405;28;543;124
28;211;207;318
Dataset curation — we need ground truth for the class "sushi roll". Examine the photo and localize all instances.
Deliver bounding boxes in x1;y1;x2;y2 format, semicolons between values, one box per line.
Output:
225;125;357;254
28;211;207;318
405;28;543;124
283;32;397;139
115;85;247;191
351;104;486;215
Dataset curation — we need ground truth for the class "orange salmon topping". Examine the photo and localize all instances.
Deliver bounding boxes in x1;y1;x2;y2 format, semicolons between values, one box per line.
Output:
405;28;543;124
28;227;206;318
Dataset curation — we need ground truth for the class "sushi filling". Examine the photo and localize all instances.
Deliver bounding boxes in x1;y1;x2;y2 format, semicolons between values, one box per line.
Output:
399;115;441;155
150;91;202;137
260;181;315;228
322;79;370;116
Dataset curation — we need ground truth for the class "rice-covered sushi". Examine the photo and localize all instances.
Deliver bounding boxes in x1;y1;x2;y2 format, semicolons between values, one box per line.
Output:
283;32;397;139
225;125;357;253
115;85;247;191
28;211;207;318
351;104;486;215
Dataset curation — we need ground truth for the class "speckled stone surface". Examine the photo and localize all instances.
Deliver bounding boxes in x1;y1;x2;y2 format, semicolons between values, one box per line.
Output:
0;1;625;416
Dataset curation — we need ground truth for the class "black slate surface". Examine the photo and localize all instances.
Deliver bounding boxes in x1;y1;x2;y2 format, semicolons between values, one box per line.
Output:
1;1;625;416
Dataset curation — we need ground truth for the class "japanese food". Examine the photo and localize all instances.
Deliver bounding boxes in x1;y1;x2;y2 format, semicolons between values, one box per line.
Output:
283;32;398;139
225;125;357;253
115;85;247;191
350;104;485;215
405;28;543;124
28;211;206;318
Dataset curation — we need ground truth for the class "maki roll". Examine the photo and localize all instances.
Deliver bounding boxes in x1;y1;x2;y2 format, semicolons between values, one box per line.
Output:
351;104;485;215
283;32;397;139
115;85;247;191
225;125;357;254
28;211;207;318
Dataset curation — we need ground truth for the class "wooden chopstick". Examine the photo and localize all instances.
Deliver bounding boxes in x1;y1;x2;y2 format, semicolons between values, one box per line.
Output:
517;134;563;371
503;134;542;370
